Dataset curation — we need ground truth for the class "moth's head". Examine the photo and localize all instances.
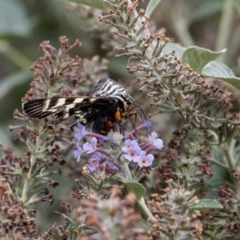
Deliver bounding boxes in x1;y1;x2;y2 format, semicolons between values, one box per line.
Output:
125;95;135;106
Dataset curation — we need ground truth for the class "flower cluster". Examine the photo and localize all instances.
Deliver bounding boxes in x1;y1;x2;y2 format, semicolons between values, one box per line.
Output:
74;123;111;164
122;132;163;168
73;121;164;174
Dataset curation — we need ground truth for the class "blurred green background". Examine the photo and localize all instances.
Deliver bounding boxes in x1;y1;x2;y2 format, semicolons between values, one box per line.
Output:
1;0;240;230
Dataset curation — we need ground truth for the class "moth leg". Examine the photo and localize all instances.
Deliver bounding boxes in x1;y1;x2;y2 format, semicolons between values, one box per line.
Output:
112;121;122;134
128;111;138;126
123;107;137;127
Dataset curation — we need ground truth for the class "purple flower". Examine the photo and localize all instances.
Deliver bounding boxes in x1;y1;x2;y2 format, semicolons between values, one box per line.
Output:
103;137;110;142
142;119;152;131
137;151;154;168
88;152;118;173
74;144;83;163
83;137;97;154
105;161;118;171
124;147;141;162
88;152;101;172
75;123;87;141
148;132;164;150
122;139;140;153
88;162;97;172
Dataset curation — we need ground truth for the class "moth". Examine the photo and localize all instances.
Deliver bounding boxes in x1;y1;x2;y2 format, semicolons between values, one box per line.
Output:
22;78;142;135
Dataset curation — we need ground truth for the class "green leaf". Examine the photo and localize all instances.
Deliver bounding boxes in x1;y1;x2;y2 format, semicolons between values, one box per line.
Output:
146;0;161;17
122;180;146;201
205;146;229;188
182;47;226;73
201;61;240;90
189;199;223;212
0;0;33;36
64;0;110;10
162;42;186;59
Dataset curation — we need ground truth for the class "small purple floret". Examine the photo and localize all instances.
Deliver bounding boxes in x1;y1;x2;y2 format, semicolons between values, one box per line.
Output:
83;137;97;154
124;147;141;162
122;139;140;153
74;144;83;163
137;151;154;168
88;152;101;172
142;119;152;131
148;132;164;150
74;123;87;141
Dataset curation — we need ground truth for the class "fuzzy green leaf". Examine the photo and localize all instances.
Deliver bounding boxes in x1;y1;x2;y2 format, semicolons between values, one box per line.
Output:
123;180;146;201
202;61;240;90
162;42;186;59
189;199;223;212
146;0;161;17
64;0;110;10
182;47;226;73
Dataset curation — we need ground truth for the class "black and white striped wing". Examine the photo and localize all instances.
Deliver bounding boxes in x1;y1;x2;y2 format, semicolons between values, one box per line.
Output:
22;96;115;125
91;78;135;107
91;78;127;97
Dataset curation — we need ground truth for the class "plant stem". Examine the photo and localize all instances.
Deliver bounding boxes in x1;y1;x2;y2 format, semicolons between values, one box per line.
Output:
222;143;234;171
207;158;227;169
138;197;156;221
123;162;133;180
21;178;30;203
